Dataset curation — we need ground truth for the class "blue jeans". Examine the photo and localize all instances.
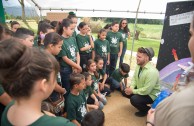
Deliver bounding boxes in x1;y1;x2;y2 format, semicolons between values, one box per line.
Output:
109;54;118;76
107;77;121;90
60;66;72;92
120;45;127;67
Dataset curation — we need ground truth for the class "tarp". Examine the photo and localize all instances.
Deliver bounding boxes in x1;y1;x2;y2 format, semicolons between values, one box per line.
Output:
24;0;189;19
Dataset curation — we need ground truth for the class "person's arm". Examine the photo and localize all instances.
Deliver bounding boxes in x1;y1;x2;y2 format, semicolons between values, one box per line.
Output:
54;84;66;94
132;70;159;95
124;78;127;87
62;56;82;71
92;50;95;60
0;92;12;106
80;45;91;52
118;42;123;57
107;52;110;65
71;120;81;126
89;35;94;48
146;109;155;126
76;52;80;67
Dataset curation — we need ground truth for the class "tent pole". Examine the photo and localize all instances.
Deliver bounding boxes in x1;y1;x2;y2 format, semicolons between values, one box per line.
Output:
129;0;142;66
40;9;42;21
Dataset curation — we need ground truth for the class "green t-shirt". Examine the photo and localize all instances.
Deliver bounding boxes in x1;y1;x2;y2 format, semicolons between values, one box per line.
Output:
72;31;77;38
83;86;93;100
76;34;92;54
0;83;4;96
111;69;128;82
1;101;75;126
94;39;110;57
119;29;128;48
57;36;79;68
106;31;123;54
90;74;99;93
66;91;87;124
33;35;39;47
97;69;105;80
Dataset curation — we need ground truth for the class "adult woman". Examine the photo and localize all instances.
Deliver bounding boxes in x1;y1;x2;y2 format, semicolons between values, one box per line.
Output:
119;19;130;66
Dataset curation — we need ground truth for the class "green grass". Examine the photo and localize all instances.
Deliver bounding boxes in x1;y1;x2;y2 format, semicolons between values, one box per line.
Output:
127;38;160;56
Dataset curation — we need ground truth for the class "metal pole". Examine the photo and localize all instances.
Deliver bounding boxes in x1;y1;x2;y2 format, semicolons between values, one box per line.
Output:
129;0;142;66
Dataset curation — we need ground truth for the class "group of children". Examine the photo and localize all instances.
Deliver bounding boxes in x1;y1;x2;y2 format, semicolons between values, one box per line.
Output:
0;12;131;126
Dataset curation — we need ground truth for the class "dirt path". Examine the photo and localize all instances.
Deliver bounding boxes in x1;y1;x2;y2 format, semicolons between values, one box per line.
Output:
103;91;146;126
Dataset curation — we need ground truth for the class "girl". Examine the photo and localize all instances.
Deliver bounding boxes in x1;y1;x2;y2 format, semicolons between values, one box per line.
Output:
95;57;111;96
76;22;94;72
0;39;74;126
94;29;110;71
67;12;78;38
87;59;107;108
34;22;54;48
44;32;66;115
57;18;82;92
119;19;130;67
83;72;104;110
106;22;123;76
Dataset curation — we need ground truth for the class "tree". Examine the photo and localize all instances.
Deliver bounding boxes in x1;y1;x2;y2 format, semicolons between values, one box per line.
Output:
18;0;26;22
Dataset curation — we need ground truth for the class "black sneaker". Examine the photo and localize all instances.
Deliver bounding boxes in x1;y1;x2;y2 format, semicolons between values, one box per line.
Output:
135;111;147;117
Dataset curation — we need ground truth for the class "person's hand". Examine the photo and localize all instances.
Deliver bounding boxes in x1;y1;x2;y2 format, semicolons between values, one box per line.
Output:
93;105;99;109
94;99;99;106
87;45;91;50
147;109;155;125
62;88;66;94
124;87;133;95
77;65;82;73
107;60;110;65
118;52;122;57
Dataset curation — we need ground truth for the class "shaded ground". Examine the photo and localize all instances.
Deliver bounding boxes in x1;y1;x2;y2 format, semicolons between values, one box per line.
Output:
103;91;146;126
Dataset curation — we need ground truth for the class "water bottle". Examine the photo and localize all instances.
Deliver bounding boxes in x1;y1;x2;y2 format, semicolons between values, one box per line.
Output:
151;89;171;109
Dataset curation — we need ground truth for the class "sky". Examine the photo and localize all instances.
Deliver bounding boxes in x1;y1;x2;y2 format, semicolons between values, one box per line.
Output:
2;0;190;19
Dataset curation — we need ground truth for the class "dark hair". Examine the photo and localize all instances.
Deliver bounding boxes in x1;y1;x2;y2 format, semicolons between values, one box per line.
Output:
0;38;59;99
42;19;51;24
50;21;58;28
77;22;87;31
137;47;148;56
57;18;73;35
82;72;91;80
70;73;85;89
44;32;63;47
103;24;111;30
97;29;107;39
37;23;53;46
4;28;14;36
81;109;105;126
111;21;119;26
87;59;99;78
94;56;103;63
119;19;130;33
67;12;77;19
11;21;20;28
14;28;34;39
120;63;130;73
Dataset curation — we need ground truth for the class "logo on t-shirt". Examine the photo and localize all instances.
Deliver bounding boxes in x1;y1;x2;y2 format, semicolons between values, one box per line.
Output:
122;33;126;39
101;45;107;53
78;102;87;117
111;37;118;44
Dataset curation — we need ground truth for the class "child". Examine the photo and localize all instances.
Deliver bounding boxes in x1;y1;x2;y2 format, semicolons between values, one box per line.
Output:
106;22;123;76
50;21;58;32
119;19;130;67
44;32;66;115
108;63;130;91
76;22;94;72
57;18;82;92
0;39;74;126
66;73;87;126
87;59;107;107
95;57;111;96
81;109;105;126
34;22;54;48
10;21;20;32
82;72;103;110
94;29;110;71
67;12;78;38
14;27;34;47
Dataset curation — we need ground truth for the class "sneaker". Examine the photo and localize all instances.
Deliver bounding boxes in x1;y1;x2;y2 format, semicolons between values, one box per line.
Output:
135;111;147;117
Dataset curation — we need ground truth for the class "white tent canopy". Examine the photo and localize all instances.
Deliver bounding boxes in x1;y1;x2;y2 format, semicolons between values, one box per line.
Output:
26;0;188;19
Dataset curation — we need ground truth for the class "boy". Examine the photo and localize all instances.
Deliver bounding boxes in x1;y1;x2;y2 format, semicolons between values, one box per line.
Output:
108;63;130;91
66;73;87;126
14;27;35;47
